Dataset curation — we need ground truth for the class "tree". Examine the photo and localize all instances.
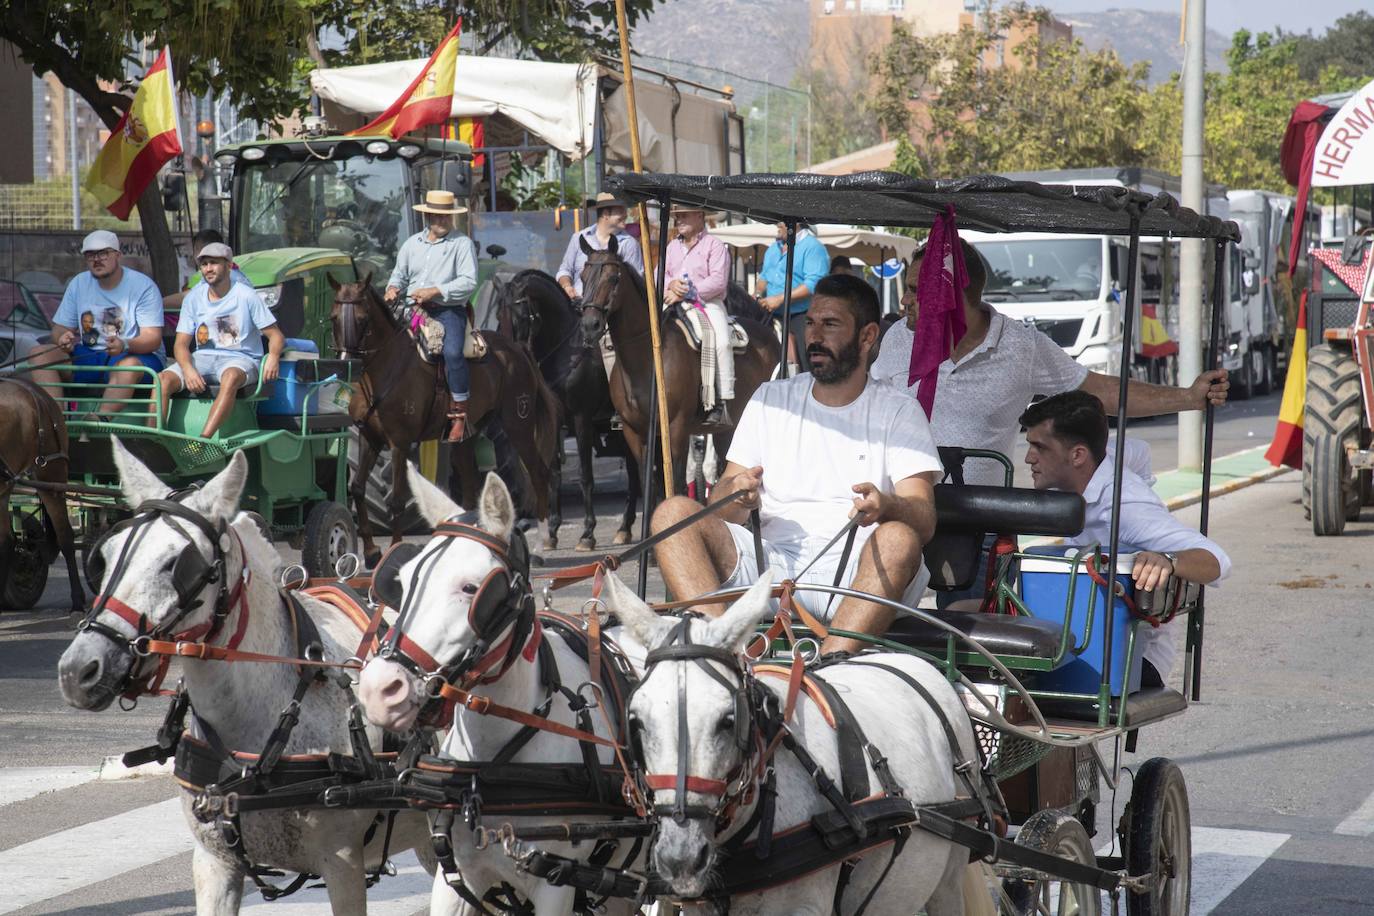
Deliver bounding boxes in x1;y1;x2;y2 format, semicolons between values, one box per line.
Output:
1283;11;1374;84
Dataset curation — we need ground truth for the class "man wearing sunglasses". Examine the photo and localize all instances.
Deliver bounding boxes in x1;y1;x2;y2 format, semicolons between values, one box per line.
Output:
29;230;164;419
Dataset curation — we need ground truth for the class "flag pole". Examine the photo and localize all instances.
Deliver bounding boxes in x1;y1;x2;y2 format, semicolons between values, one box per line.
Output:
613;0;675;497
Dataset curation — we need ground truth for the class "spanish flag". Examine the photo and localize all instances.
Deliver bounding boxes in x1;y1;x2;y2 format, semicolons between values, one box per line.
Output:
1139;303;1179;358
1265;292;1308;468
350;21;461;139
84;47;183;221
449;116;485;168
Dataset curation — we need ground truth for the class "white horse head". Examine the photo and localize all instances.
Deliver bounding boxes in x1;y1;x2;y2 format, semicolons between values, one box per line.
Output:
357;467;519;732
58;438;249;710
601;569;776;898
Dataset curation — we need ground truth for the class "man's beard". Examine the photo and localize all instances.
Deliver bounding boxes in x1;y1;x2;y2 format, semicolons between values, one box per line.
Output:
809;335;862;384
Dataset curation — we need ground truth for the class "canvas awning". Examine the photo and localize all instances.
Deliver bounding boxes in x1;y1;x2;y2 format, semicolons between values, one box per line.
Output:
1311;76;1374;188
710;222;920;263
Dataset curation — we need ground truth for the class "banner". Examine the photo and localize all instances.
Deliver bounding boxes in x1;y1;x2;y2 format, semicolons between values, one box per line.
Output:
84;47;183;220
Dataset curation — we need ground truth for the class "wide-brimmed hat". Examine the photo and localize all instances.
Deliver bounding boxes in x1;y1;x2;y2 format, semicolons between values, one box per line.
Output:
413;189;468;215
587;191;628;211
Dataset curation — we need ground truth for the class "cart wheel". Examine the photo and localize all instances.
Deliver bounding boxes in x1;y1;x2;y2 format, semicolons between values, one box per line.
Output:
1002;810;1101;916
1123;758;1190;916
3;515;49;611
301;501;357;579
1311;433;1350;536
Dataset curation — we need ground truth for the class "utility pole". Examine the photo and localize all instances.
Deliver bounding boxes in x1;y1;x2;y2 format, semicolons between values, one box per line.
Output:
67;89;82;231
1178;0;1206;471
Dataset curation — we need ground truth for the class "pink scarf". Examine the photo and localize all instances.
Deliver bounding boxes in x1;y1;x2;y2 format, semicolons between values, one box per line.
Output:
907;205;969;418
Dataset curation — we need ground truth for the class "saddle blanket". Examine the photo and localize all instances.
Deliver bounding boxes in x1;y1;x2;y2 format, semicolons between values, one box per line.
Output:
392;302;488;364
675;305;749;353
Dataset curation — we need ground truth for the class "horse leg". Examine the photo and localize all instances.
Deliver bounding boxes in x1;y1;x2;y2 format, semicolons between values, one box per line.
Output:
351;432;383;567
615;434;638;546
486;416;536;529
38;486;83;613
573;410;597;551
191;843;244;916
386;446;409;548
924;850;976;916
315;849;369;916
545;436;564;551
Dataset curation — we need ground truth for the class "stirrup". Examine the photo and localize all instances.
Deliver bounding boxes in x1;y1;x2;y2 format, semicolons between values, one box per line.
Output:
445;406;469;443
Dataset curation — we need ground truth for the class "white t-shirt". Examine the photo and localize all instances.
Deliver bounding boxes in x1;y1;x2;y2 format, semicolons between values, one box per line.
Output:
726;374;943;560
871;310;1089;485
177;282;277;359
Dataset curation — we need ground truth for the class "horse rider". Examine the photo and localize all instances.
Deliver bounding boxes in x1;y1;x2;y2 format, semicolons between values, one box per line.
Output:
756;221;829;375
385;189;478;443
650;274;942;656
555;192;645;300
156;243;285;438
662;204;734;425
28;229;165;420
870;239;1229;605
1022;390;1230;690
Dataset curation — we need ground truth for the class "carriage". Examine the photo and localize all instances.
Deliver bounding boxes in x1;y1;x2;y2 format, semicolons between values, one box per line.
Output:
60;169;1235;916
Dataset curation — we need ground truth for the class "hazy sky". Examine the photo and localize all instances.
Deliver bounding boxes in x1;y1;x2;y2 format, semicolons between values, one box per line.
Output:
1040;0;1368;38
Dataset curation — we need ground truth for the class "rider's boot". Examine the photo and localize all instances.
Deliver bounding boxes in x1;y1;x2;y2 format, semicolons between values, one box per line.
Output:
445;400;469;443
703;402;732;427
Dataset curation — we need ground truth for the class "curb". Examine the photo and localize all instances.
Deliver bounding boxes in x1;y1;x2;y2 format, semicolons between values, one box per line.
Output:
97;754;172;781
1162;463;1294;512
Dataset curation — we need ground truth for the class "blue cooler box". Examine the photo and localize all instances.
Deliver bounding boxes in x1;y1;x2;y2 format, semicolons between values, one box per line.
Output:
257;339;320;417
1019;552;1142;696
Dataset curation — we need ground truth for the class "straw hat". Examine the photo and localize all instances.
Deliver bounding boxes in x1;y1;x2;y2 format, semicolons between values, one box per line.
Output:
587;191;628;211
413;189;468;215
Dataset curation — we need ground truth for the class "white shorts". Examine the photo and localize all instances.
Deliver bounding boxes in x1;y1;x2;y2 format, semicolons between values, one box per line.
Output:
165;352;258;388
720;521;930;623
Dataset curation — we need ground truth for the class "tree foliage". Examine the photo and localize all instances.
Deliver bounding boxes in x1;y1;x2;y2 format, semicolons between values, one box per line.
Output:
1282;11;1374;84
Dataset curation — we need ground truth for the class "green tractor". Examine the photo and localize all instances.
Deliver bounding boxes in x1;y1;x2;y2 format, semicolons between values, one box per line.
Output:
211;133;505;501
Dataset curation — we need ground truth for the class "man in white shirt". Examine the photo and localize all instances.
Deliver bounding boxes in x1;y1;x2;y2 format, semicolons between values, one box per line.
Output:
650;274;944;654
1021;390;1230;686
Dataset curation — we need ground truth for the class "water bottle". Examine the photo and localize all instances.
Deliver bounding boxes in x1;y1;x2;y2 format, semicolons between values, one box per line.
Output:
682;271;700;308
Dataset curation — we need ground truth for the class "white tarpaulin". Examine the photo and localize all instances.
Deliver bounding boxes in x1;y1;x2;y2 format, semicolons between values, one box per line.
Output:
311;56;599;160
711;222;920;263
1312;76;1374;187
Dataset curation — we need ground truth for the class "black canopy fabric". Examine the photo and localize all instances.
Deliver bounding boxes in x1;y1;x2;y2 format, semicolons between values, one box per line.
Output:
610;171;1241;243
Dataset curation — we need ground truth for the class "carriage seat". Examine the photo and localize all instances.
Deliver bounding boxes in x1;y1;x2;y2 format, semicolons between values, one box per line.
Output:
885;611;1064;660
1035;687;1188;726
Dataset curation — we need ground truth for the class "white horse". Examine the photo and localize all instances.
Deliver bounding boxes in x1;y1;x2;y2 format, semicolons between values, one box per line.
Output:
602;570;987;916
356;469;645;916
57;440;433;916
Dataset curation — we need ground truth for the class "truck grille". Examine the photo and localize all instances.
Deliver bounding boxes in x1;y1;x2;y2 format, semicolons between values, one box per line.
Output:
1033;318;1083;348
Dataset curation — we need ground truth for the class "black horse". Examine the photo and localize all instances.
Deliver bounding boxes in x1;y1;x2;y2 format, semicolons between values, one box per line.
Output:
497;269;639;551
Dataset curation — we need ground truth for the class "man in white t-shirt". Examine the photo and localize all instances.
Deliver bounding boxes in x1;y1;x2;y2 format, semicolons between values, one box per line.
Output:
650;274;943;654
1021;390;1230;686
157;243;284;438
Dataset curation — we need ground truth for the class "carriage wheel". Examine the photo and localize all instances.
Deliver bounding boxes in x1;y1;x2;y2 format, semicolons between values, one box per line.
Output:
1002;810;1101;916
1123;758;1190;916
301;501;357;579
2;515;49;611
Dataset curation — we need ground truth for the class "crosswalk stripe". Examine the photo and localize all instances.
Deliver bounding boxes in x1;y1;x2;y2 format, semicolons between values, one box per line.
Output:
238;850;432;915
0;798;193;914
1334;788;1374;837
0;765;97;808
1190;826;1289;914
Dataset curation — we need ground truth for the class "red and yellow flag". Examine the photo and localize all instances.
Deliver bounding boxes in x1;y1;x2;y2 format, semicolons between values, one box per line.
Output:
1265;292;1308;469
449;116;485;168
350;21;461;139
84;47;183;221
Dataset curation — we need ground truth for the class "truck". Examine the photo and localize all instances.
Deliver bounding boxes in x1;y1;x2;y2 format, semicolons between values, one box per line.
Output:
965;167;1234;389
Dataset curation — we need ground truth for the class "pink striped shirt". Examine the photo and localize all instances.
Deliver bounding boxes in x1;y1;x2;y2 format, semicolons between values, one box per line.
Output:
664;231;729;304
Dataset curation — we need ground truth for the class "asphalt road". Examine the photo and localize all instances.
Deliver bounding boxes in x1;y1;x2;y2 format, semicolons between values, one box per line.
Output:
11;388;1373;915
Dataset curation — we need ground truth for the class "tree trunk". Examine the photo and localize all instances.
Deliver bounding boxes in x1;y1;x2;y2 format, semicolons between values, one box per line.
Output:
134;182;179;294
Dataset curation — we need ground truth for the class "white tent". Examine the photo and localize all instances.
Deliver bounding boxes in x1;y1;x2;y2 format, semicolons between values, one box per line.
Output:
710;222;920;264
1312;76;1374;188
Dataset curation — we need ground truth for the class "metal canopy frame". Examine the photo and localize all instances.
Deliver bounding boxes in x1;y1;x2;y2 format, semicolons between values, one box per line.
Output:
611;170;1236;702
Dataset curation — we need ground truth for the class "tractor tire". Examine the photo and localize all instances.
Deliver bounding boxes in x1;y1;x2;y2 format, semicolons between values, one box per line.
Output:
1302;345;1361;524
1311;434;1349;536
301;500;358;579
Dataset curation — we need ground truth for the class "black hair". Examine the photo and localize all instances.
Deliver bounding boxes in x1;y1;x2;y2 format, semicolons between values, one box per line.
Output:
813;273;880;330
192;228;224;248
829;254;852;273
1018;390;1108;464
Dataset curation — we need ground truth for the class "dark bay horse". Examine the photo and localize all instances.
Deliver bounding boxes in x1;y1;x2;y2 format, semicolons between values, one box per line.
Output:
577;243;780;496
0;378;83;612
496;269;639;551
329;275;560;563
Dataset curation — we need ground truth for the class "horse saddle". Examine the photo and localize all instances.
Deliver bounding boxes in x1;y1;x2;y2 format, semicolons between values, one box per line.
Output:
394;302;488;364
671;304;749;353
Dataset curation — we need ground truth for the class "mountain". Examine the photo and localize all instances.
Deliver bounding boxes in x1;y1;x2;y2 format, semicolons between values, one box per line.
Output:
1058;9;1229;83
632;0;811;89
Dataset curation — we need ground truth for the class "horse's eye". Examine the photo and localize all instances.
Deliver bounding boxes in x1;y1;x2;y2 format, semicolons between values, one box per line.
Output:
717;713;735;735
461;583;479;595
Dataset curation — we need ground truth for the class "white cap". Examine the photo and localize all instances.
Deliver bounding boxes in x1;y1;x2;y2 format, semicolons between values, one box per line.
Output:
80;229;120;253
196;242;233;260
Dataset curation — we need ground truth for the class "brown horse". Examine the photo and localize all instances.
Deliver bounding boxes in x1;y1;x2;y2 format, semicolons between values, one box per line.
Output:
329;275;560;564
577;242;780;495
0;378;84;612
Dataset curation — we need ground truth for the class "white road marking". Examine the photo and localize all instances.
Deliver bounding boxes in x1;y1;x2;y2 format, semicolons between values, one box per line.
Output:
1334;788;1374;836
0;765;97;807
1189;826;1289;914
0;798;193;914
238;850;433;915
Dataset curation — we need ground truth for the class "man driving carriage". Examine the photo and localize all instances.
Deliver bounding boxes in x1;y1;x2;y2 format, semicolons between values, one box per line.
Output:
651;273;942;656
555;192;645;299
384;189;478;443
1022;390;1231;688
661;203;735;425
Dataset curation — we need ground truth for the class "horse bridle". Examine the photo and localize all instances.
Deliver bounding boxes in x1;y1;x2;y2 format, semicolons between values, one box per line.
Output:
78;491;244;699
333;289;386;359
628;617;772;827
577;255;623;346
374;513;535;724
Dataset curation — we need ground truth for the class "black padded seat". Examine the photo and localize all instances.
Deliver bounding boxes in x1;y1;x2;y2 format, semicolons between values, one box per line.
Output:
886;611;1065;660
256;413;354;432
1036;687;1188;725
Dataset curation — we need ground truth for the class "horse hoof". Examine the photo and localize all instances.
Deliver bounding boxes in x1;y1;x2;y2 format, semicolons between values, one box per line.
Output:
575;537;596;552
612;531;632;546
543;537;558;551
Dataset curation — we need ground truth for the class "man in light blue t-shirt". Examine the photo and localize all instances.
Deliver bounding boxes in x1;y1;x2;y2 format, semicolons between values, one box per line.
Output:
757;222;830;370
29;229;165;418
158;243;284;438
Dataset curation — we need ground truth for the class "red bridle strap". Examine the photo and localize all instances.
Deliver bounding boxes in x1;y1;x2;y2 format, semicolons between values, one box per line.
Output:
435;680;620;748
643;773;731;796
